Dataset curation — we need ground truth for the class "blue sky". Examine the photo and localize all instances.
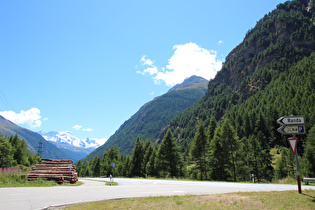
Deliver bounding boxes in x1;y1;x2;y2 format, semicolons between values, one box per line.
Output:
0;0;286;144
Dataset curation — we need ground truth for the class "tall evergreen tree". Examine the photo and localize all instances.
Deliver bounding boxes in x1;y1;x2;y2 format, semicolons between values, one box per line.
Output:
146;146;158;177
207;117;217;142
274;147;293;179
92;156;101;177
156;129;183;178
191;121;208;180
302;125;315;177
130;137;144;177
208;126;229;180
0;135;13;168
142;139;153;175
123;156;132;177
221;120;239;182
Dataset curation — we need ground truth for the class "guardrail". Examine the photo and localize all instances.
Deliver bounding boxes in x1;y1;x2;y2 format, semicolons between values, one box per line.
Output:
303;177;315;185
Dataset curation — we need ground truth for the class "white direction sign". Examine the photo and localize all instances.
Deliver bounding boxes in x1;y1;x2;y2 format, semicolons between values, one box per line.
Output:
277;125;306;135
288;137;298;154
277;115;305;125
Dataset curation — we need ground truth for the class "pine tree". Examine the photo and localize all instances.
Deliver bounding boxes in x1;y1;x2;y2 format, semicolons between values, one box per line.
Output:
76;160;82;177
146;146;158;177
124;156;132;177
92;156;101;177
275;147;290;179
207;117;217;142
143;139;153;176
302;125;315;177
130;137;144;177
81;157;89;177
209;126;229;180
0;135;13;168
221;120;239;182
191;121;208;180
156;129;183;178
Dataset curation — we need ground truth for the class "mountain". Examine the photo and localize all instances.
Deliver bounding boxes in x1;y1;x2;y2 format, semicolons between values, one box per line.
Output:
87;75;208;157
38;131;100;162
38;131;100;149
158;0;315;146
168;75;208;92
0;115;69;159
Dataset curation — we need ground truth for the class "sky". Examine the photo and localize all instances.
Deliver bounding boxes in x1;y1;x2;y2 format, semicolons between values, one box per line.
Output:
0;0;287;145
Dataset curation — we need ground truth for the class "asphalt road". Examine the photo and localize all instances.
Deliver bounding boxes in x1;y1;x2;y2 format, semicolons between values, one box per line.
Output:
1;178;315;210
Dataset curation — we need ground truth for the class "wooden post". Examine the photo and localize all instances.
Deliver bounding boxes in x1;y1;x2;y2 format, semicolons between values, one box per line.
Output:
293;135;302;194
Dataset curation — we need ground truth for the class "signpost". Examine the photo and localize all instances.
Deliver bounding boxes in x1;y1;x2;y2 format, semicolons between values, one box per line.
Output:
110;163;115;186
112;163;115;177
277;125;305;135
277;116;305;125
288;137;298;155
277;115;305;194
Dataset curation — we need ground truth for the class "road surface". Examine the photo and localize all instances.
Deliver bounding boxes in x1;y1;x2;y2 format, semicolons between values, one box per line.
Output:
1;178;315;210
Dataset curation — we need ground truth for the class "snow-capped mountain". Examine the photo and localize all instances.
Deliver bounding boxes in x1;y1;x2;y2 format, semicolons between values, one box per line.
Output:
38;131;100;149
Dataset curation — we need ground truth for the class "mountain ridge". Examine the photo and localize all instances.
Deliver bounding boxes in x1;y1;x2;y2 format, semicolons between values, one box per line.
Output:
0;115;69;159
38;130;100;149
38;131;102;162
87;75;208;157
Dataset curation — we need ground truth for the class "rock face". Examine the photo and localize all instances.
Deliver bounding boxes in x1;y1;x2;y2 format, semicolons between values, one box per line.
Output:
155;0;315;145
210;1;315;99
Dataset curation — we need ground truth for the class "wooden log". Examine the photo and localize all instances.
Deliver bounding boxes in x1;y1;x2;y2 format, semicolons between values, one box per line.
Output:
41;159;74;164
30;167;76;171
34;164;74;167
28;175;75;179
28;159;77;184
30;171;76;174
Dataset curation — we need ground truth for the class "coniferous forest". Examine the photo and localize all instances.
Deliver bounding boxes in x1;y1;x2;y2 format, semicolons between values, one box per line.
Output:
76;0;315;182
0;134;41;169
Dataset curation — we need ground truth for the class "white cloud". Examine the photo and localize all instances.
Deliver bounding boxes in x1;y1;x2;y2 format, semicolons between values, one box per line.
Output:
92;138;108;145
140;55;154;66
218;40;223;45
0;108;43;128
73;125;82;130
137;42;223;86
73;125;93;132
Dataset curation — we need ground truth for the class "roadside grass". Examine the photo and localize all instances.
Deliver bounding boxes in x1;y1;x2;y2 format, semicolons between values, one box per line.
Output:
0;176;83;187
63;190;315;209
0;167;82;187
105;181;118;186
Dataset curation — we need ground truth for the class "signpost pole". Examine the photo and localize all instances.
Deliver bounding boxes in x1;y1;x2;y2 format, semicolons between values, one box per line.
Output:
293;135;302;194
277;115;305;194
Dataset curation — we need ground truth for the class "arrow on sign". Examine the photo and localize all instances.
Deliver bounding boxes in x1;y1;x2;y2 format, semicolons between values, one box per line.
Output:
277;125;306;135
288;137;298;154
277;115;305;125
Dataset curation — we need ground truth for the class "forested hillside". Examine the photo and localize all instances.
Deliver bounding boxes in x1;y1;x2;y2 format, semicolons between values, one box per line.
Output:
88;76;208;157
162;0;315;146
77;0;315;181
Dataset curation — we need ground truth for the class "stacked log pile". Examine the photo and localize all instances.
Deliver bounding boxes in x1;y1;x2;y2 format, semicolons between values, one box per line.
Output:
28;159;78;184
